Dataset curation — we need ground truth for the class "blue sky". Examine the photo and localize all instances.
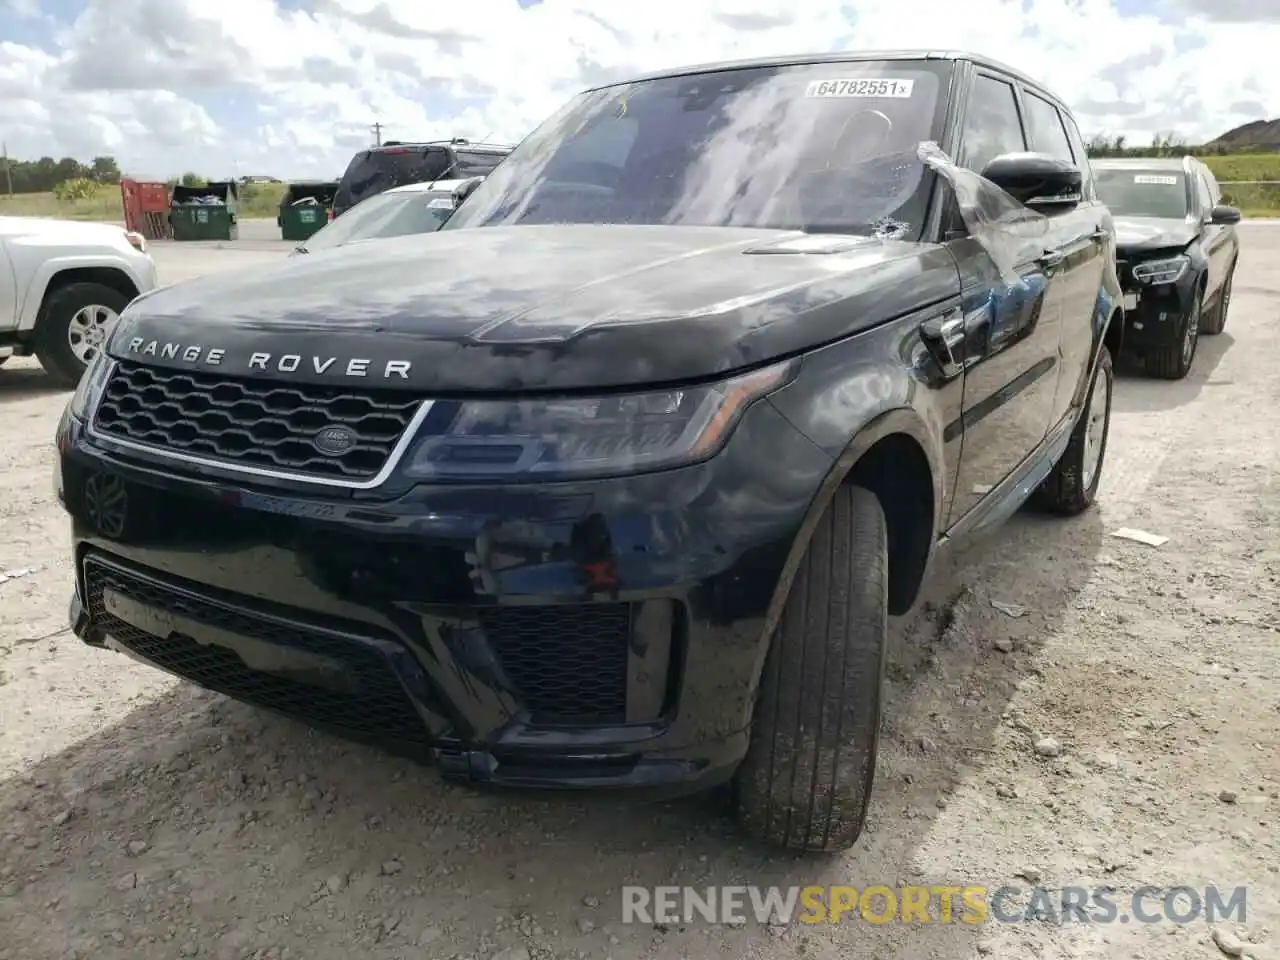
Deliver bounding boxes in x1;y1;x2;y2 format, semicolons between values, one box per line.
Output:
0;0;1274;179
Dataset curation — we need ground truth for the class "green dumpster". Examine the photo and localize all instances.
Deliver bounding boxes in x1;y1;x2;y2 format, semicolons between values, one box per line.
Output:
169;182;239;241
278;180;338;241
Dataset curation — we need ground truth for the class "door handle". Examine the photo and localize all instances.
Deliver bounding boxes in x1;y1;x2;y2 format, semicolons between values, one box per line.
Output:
919;308;966;376
1036;249;1066;269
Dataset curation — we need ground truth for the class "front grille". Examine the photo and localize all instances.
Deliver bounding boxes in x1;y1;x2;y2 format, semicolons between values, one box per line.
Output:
93;360;422;481
481;604;632;724
84;557;430;745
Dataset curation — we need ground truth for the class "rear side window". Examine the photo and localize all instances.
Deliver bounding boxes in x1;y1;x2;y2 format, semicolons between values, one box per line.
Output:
962;75;1026;172
1022;93;1074;164
334;149;451;210
453;150;509;177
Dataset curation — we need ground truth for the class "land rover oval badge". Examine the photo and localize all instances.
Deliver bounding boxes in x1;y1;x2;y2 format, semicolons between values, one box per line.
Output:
313;425;357;456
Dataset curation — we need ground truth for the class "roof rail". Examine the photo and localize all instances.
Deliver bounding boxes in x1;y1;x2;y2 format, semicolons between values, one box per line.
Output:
421;138;516;150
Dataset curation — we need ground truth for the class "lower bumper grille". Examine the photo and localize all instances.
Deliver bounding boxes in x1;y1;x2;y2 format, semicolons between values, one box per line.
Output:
83;557;430;745
481;605;632;725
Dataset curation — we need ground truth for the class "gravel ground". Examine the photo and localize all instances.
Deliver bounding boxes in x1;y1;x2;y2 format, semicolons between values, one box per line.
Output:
1;227;1278;960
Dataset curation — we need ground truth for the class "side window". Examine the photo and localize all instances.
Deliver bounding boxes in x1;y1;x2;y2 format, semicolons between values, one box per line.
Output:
961;75;1027;173
1195;171;1213;216
1204;169;1222;205
1022;92;1074;164
1058;109;1096;201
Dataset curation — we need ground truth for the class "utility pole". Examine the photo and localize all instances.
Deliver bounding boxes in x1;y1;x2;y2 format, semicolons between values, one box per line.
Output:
371;122;384;146
2;141;12;196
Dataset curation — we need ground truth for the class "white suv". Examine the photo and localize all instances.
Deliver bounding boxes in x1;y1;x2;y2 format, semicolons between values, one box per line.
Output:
0;216;158;386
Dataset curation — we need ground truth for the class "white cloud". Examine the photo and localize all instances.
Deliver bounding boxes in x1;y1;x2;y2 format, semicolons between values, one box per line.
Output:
0;0;1275;178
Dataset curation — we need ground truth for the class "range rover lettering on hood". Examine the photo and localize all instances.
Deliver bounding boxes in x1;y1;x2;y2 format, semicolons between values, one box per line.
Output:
124;337;412;380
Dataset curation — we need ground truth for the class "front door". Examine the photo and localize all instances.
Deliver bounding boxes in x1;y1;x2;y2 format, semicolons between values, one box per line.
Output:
943;72;1065;527
0;240;17;333
1196;168;1230;303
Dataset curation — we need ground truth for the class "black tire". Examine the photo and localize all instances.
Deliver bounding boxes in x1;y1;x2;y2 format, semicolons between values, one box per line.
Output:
1199;266;1233;335
732;484;888;853
1033;346;1113;515
1144;291;1201;380
33;282;130;387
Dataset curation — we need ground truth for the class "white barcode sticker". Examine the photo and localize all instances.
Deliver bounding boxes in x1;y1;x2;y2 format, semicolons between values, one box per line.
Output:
805;78;914;99
1134;175;1178;185
427;197;454;209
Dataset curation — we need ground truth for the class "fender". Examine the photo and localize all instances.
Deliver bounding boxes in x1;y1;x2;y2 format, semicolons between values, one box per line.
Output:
750;405;944;682
1073;282;1122;413
16;253;151;332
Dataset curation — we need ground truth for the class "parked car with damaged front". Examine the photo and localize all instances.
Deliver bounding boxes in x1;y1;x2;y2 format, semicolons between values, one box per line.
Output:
1093;156;1240;380
56;50;1121;853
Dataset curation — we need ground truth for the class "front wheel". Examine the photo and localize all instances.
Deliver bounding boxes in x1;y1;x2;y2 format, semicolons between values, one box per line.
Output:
1144;293;1201;380
33;282;130;387
732;484;888;853
1033;346;1113;515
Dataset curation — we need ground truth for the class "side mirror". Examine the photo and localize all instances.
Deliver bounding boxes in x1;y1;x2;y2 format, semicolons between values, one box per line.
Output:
452;176;484;205
1208;204;1241;225
981;152;1083;213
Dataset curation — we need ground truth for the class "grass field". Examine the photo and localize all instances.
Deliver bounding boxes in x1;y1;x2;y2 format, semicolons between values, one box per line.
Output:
0;182;288;222
1200;153;1280;182
1;154;1278;223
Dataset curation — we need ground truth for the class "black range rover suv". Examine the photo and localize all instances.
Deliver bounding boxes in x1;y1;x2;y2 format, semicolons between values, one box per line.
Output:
1093;156;1241;380
56;50;1121;852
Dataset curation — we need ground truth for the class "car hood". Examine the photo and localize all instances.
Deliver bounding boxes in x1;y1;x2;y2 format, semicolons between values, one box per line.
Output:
0;215;132;247
1113;216;1198;256
109;224;958;392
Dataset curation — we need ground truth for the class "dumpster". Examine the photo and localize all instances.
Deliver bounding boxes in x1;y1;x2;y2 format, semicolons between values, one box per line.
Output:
278;180;339;241
169;181;239;241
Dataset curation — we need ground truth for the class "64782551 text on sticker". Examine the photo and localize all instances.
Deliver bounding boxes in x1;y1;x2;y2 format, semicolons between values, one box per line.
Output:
804;78;915;99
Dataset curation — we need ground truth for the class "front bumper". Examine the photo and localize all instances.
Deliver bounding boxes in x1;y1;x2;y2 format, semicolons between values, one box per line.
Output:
55;395;832;796
1116;257;1199;352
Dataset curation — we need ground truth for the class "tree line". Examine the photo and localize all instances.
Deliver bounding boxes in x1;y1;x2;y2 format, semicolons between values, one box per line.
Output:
1;155;122;193
0;135;1273;196
1083;132;1271;158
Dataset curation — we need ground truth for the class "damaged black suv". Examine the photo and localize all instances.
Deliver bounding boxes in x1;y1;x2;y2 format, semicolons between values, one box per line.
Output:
1093;156;1241;379
56;51;1121;853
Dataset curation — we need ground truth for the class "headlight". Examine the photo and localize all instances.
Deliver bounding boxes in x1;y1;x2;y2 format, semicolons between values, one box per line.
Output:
1131;255;1189;285
124;230;147;253
68;352;114;421
401;360;796;481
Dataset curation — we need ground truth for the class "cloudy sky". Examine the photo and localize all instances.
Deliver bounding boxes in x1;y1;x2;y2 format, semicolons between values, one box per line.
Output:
0;0;1275;180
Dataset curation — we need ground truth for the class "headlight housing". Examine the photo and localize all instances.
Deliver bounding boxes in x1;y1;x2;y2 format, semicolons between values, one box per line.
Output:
67;351;114;421
1131;255;1189;285
401;360;796;482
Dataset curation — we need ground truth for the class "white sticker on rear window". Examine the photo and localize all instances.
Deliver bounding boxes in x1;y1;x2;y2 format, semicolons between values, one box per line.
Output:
805;78;914;99
427;197;454;209
1134;175;1178;185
